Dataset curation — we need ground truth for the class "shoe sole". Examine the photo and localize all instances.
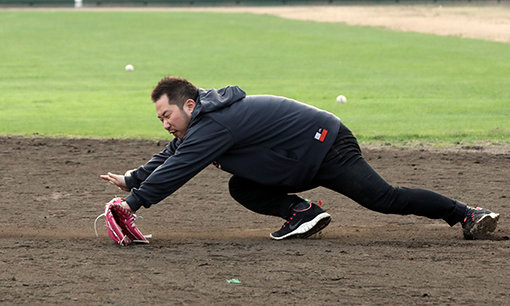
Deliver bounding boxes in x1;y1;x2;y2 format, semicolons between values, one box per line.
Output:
269;212;331;240
464;213;500;240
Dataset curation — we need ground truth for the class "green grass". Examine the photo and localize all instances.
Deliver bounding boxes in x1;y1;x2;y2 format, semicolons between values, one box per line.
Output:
1;11;509;145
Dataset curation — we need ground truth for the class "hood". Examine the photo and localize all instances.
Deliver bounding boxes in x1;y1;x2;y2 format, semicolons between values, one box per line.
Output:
193;86;246;118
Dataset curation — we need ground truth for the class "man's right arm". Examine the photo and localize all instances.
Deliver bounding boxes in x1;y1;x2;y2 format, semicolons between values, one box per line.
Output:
124;138;180;189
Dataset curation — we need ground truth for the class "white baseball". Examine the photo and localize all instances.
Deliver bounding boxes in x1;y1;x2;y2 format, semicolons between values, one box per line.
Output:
336;95;347;104
125;64;134;72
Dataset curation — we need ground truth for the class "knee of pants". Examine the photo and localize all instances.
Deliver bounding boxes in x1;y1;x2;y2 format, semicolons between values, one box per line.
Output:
228;176;247;203
228;176;271;214
228;176;301;219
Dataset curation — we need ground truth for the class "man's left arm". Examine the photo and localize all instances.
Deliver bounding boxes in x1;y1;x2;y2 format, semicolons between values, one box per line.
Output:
124;119;233;211
100;139;180;192
123;139;180;189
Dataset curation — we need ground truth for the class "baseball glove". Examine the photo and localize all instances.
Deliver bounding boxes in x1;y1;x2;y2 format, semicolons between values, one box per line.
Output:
94;197;151;246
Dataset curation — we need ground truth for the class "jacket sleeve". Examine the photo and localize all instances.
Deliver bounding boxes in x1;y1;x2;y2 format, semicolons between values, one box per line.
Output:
124;119;233;211
124;138;181;190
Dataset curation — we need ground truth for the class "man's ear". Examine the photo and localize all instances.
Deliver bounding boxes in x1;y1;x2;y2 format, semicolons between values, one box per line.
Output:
183;99;196;115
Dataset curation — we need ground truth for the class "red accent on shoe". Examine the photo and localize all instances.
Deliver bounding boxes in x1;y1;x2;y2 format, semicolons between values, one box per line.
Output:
283;213;297;228
317;200;323;207
293;204;311;213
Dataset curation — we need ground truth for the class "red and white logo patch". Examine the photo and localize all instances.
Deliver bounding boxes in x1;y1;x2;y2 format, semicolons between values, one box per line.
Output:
314;128;328;142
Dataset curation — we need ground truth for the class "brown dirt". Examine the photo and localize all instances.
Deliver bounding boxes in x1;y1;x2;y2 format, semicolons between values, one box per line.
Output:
1;136;509;304
203;4;510;43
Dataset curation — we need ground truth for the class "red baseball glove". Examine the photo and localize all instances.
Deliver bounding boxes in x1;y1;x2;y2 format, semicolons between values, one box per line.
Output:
94;197;151;246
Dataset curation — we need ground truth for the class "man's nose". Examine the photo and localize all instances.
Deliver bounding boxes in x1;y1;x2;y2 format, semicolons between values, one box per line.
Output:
163;120;171;130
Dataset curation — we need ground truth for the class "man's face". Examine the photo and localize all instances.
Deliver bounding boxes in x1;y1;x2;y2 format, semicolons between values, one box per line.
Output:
155;94;196;140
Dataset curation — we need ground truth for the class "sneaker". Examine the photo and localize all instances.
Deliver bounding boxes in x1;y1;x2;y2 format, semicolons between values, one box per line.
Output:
462;206;500;240
270;200;331;240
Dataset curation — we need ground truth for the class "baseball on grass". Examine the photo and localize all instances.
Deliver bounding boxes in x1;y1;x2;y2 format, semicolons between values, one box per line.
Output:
336;95;347;104
125;64;134;72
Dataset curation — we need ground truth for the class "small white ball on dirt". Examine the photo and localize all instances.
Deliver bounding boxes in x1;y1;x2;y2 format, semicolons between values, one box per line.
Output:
336;95;347;104
125;64;134;72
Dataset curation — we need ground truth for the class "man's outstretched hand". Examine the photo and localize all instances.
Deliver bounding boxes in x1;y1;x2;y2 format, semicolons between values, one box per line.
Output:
100;172;130;192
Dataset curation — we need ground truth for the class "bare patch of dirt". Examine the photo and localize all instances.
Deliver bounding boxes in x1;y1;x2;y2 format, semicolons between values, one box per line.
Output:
1;136;509;304
211;4;510;43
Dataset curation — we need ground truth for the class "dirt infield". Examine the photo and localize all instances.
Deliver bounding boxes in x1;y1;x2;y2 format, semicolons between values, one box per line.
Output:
1;136;509;304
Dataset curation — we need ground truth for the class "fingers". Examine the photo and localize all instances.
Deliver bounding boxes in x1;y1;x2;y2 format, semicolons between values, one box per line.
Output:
101;172;130;192
100;173;117;185
110;173;125;186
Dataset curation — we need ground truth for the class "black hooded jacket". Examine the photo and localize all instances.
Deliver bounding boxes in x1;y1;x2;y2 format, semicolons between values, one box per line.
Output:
124;86;341;211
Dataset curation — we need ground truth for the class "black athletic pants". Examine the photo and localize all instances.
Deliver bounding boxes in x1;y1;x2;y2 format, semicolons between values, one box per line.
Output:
229;123;467;226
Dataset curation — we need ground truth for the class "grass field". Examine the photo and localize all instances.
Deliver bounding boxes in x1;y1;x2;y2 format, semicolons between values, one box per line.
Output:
1;11;509;144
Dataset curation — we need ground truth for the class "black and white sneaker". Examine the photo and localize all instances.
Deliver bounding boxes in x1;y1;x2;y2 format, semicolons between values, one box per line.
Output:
462;206;500;240
270;200;331;240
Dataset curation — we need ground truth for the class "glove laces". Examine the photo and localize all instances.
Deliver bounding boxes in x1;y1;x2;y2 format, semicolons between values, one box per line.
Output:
94;210;151;240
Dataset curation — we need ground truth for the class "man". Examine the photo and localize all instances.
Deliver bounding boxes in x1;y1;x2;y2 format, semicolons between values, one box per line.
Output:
101;76;500;240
